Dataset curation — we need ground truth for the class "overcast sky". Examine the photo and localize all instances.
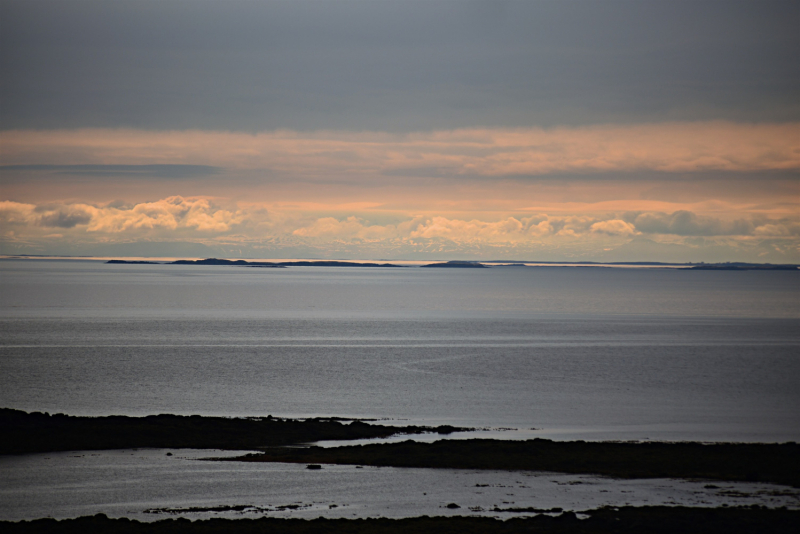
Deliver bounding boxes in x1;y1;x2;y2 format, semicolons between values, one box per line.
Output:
1;0;798;261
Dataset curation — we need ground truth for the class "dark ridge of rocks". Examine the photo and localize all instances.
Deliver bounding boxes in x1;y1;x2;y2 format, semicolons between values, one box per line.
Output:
143;504;310;515
0;409;468;455
144;505;261;514
3;507;799;533
232;438;800;488
491;506;564;513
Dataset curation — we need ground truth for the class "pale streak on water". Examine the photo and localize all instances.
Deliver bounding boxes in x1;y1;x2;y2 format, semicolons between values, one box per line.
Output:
1;259;799;442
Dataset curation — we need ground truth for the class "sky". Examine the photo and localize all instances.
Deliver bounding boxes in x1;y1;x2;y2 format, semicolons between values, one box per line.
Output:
1;0;798;262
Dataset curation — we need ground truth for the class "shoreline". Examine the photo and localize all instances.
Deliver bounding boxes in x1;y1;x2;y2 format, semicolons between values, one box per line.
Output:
3;409;798;488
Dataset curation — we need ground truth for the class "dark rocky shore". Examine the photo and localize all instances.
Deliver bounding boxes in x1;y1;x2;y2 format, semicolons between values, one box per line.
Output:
4;410;799;532
231;439;800;488
0;409;463;454
4;507;799;534
4;408;799;487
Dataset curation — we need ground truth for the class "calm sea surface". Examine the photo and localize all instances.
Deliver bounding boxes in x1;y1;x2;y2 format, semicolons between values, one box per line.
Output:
1;259;799;442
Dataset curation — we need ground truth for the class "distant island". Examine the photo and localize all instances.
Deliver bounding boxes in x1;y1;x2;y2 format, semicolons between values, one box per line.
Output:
106;258;403;267
687;263;799;270
257;260;403;268
482;261;798;270
171;258;285;267
420;261;489;268
104;260;161;264
102;258;798;270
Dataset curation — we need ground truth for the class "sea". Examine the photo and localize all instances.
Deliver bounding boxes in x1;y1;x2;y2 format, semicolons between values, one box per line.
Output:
1;258;798;443
2;258;800;521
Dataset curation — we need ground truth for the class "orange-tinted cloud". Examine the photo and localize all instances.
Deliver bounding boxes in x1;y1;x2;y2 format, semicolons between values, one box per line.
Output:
3;197;798;261
1;197;244;236
4;198;798;242
2;122;798;176
590;220;639;236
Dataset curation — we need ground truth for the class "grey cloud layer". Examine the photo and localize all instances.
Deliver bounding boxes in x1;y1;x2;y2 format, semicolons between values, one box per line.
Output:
625;211;756;237
0;165;221;179
2;0;797;131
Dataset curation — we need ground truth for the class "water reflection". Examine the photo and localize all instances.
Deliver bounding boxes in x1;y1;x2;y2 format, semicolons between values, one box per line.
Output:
1;449;798;522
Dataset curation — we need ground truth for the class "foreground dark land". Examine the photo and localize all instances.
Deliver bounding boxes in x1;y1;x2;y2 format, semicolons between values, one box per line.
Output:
0;409;461;454
4;409;798;488
4;507;799;534
233;439;800;488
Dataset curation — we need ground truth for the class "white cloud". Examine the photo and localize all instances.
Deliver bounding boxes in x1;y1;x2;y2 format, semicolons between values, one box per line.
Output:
590;219;639;236
292;216;400;240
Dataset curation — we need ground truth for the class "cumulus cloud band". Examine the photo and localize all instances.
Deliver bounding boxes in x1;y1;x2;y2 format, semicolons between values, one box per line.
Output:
2;198;797;241
3;197;798;261
1;197;242;235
